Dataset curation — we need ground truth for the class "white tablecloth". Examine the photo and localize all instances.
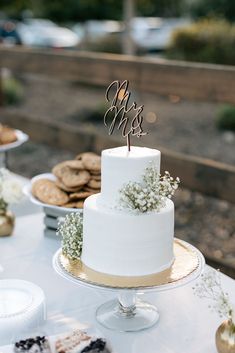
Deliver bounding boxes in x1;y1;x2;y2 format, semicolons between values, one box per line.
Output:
0;194;235;352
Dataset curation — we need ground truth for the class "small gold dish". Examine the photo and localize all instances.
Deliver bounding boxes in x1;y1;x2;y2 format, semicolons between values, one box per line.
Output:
54;239;204;290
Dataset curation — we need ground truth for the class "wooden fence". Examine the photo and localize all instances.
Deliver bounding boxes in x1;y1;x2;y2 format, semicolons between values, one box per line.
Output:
0;46;235;103
1;111;235;203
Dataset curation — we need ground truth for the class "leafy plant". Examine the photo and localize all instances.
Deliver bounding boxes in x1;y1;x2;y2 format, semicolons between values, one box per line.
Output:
2;77;24;106
57;212;83;260
193;270;234;323
216;105;235;132
119;164;180;213
167;19;235;65
69;102;109;124
0;168;23;211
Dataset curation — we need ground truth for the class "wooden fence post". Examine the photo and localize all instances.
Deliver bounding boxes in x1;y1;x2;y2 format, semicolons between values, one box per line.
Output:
122;0;136;55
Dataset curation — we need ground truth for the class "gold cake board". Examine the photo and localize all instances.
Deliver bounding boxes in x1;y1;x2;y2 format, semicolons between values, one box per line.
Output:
54;239;204;290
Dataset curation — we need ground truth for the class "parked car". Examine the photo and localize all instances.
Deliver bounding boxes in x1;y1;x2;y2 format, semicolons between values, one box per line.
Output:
17;19;79;49
131;17;191;51
0;20;22;45
73;20;123;41
70;23;85;42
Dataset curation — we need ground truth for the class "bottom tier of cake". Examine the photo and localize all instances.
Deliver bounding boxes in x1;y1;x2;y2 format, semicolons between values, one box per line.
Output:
81;194;175;277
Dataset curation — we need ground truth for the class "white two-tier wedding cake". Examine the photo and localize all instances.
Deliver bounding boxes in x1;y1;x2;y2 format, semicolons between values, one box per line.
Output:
59;80;180;278
81;146;175;277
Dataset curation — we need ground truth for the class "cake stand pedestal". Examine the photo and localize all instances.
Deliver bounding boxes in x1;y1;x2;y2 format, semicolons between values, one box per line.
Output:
53;239;205;332
96;290;159;331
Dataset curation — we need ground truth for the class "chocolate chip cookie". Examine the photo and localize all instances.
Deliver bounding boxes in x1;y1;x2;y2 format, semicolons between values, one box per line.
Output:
32;179;69;206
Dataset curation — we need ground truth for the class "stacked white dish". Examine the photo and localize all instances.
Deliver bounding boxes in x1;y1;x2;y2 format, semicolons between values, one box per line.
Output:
24;174;82;236
0;279;46;345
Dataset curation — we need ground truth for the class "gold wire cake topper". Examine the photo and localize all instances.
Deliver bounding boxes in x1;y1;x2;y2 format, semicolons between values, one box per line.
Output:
104;80;147;151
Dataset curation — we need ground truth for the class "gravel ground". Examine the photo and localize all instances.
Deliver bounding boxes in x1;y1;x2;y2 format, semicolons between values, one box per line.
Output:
7;141;235;270
9;74;235;165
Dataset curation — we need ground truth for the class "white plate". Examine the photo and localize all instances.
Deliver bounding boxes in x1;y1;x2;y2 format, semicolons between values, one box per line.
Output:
0;129;28;152
0;287;33;318
0;279;45;318
24;173;82;213
0;279;46;344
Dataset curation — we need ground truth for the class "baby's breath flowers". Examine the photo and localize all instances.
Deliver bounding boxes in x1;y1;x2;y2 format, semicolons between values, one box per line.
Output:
193;270;234;325
57;212;83;260
0;168;22;211
119;164;180;213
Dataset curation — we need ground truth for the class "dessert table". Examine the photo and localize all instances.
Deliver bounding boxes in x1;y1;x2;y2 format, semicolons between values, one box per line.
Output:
0;178;235;352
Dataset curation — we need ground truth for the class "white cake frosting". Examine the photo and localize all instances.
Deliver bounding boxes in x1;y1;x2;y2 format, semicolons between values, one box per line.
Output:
82;195;174;276
100;146;160;208
81;145;175;277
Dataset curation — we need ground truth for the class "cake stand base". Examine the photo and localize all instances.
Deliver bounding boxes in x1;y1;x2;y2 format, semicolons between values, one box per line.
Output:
96;291;159;332
53;239;205;332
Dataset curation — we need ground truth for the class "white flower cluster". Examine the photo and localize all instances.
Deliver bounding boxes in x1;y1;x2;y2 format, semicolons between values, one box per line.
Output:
193;270;234;323
0;168;23;210
119;164;180;213
57;212;83;260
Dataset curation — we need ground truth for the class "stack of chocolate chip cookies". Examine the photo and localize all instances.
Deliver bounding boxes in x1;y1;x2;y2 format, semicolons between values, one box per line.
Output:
32;152;101;209
31;152;101;236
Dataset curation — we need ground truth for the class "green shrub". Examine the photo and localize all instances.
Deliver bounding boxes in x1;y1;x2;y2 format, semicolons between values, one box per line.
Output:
69;102;109;124
83;103;109;122
2;77;24;105
216;105;235;131
166;19;235;65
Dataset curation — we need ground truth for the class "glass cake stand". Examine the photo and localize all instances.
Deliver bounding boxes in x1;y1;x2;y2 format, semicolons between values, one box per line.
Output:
53;239;205;332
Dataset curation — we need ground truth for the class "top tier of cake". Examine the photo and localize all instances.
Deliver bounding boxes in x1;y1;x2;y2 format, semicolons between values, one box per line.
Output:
100;146;161;207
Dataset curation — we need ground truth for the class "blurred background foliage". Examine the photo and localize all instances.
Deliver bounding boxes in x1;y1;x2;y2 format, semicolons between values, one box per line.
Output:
187;0;235;22
2;74;24;105
216;105;235;132
0;0;184;22
167;19;235;65
0;0;234;22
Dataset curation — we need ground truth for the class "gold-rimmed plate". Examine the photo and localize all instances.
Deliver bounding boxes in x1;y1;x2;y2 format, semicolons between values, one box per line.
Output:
53;239;205;290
